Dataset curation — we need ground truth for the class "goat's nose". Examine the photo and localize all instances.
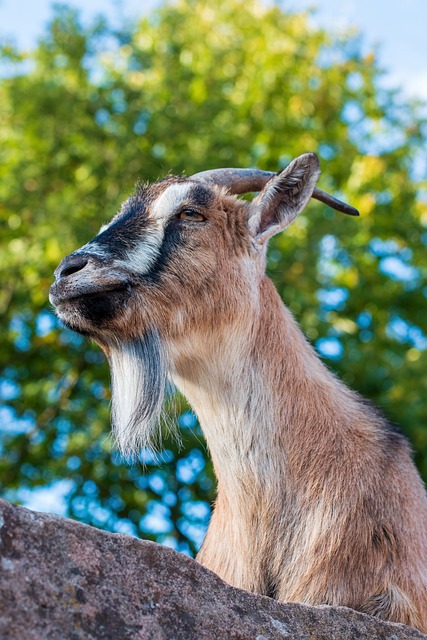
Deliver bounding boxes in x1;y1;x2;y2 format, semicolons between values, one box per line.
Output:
55;254;88;280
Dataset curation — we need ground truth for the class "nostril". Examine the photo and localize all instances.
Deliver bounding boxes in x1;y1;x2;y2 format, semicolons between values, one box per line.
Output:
58;256;88;279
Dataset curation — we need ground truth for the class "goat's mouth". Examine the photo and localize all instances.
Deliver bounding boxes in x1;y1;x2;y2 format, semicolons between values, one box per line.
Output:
49;281;132;307
50;279;133;333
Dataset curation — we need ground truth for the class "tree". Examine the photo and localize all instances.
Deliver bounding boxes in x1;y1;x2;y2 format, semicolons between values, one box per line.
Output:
1;0;426;555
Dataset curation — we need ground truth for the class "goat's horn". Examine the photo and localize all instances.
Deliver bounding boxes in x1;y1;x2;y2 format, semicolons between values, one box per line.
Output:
191;168;275;195
191;168;359;217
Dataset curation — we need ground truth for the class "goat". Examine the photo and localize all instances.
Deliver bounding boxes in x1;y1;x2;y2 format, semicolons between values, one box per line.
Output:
50;153;427;631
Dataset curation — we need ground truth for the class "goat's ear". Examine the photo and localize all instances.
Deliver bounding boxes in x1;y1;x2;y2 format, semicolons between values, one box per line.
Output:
248;153;320;245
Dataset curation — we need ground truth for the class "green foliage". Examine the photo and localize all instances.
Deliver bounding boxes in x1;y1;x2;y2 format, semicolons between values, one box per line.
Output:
1;0;426;553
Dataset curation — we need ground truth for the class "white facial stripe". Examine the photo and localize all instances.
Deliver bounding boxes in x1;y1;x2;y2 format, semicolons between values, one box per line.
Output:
120;182;193;275
151;182;192;222
120;229;163;274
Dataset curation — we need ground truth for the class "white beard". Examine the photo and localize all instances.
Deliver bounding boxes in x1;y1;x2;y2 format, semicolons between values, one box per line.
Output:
108;329;168;457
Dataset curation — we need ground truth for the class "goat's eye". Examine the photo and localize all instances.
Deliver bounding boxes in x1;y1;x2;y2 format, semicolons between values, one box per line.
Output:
178;209;206;222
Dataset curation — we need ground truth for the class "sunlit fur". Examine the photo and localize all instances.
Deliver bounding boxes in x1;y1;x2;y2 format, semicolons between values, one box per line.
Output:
50;154;427;632
176;285;427;630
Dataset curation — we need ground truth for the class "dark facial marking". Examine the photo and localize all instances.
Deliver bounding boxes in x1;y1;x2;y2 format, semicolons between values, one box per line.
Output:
76;289;130;327
142;219;185;285
88;205;152;260
87;179;198;260
138;184;213;284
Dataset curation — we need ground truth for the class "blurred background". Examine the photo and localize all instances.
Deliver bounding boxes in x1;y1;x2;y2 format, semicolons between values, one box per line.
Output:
1;0;426;556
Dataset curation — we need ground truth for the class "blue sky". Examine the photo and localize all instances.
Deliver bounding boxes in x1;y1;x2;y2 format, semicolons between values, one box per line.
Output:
1;0;426;101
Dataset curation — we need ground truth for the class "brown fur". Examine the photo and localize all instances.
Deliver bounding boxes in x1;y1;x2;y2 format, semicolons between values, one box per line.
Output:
50;155;427;632
173;278;427;631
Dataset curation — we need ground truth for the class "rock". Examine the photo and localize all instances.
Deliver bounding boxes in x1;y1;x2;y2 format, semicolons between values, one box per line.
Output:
0;499;424;640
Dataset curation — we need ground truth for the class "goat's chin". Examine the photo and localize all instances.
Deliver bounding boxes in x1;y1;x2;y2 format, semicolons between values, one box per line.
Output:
107;329;169;458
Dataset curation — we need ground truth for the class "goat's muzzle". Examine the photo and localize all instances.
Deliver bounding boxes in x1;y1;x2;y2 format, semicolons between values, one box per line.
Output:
50;252;132;332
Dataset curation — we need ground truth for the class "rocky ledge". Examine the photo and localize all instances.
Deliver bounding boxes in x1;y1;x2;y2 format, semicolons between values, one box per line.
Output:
0;499;424;639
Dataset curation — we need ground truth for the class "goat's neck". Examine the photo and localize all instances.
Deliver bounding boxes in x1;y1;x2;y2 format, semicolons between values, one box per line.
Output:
171;277;360;494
